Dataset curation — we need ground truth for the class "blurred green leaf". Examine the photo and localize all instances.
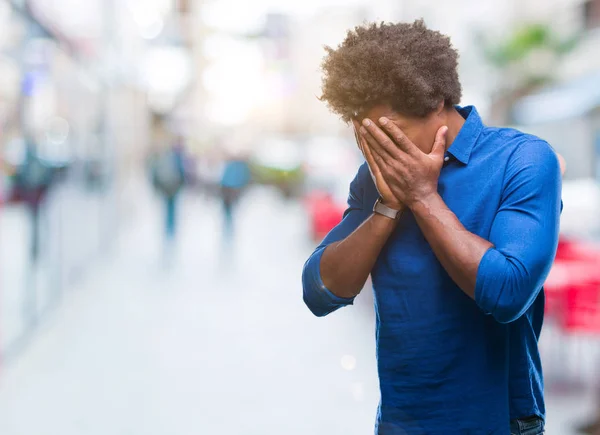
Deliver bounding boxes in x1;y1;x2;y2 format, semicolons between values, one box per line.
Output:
553;33;580;54
478;22;580;122
481;23;578;67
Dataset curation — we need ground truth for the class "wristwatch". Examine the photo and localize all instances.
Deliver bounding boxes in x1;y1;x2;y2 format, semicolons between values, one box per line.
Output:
373;197;403;220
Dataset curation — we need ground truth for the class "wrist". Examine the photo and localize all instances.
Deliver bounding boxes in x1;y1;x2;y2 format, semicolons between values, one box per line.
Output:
370;212;400;235
380;199;404;211
409;192;441;215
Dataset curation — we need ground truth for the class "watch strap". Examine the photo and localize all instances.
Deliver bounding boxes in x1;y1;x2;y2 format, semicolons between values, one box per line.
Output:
373;197;402;220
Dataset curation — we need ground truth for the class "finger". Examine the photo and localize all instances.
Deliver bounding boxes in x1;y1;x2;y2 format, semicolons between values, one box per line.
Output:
366;141;388;171
360;119;402;160
362;137;384;179
430;126;448;159
377;117;420;156
351;120;365;156
352;119;368;158
360;126;396;164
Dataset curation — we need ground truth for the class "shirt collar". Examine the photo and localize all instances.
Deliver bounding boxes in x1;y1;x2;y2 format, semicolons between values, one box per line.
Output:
446;106;484;165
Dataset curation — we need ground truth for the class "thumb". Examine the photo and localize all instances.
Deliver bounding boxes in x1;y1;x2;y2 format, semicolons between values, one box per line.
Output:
430;126;448;159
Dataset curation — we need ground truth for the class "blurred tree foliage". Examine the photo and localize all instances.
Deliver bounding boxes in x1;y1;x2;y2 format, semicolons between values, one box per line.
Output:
485;24;578;68
480;23;580;123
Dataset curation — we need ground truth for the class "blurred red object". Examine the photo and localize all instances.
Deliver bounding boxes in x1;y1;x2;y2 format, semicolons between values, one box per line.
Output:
304;191;345;241
545;237;600;334
564;282;600;333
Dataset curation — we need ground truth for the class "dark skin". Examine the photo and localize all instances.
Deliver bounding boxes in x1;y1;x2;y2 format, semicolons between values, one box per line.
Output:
319;103;473;298
357;103;490;297
320;102;566;300
359;103;566;298
317;110;399;298
319;211;399;298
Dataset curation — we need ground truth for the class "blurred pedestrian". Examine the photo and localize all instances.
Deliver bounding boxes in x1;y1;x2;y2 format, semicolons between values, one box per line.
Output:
302;20;564;435
219;155;251;238
151;137;186;246
13;143;54;262
577;400;600;435
578;419;600;435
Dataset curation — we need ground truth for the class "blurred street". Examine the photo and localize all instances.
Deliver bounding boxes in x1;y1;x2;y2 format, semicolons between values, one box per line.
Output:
0;182;108;358
0;184;595;435
0;184;384;435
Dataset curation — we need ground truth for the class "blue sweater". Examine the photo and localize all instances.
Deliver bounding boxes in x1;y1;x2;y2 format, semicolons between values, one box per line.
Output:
302;106;561;434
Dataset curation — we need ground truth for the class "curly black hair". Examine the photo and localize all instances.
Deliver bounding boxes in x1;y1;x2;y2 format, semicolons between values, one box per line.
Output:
319;19;462;122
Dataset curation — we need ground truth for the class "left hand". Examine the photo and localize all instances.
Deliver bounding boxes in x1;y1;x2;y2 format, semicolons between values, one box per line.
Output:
352;119;403;209
359;117;448;208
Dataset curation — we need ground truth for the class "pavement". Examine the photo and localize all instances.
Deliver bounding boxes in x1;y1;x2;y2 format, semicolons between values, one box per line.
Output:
0;182;110;358
0;184;597;435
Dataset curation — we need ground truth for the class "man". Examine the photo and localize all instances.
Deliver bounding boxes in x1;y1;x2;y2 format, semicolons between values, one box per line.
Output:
151;137;186;244
15;143;54;263
302;20;563;434
219;153;251;238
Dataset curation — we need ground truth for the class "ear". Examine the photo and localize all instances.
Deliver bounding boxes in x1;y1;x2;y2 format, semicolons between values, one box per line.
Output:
435;100;445;115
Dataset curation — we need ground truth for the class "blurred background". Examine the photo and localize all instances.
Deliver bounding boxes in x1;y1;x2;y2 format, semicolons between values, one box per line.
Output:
0;0;598;434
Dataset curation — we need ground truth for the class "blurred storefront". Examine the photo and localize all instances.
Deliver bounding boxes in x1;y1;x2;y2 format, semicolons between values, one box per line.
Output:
507;0;600;237
510;0;600;177
0;0;160;360
512;74;600;180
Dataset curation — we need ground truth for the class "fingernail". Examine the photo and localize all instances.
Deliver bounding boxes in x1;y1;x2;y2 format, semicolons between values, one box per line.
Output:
359;126;367;135
379;117;388;125
362;119;371;127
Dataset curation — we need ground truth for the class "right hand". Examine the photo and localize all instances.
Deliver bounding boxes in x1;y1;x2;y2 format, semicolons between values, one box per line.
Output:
352;120;403;210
